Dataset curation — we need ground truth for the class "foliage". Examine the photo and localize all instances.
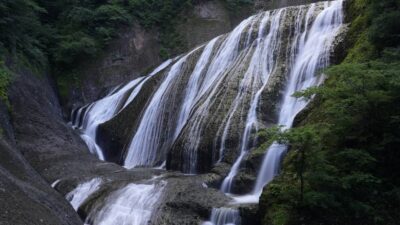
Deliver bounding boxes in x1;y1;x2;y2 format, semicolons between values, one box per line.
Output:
127;0;191;28
0;0;194;72
0;0;47;69
0;0;195;98
262;57;400;225
259;0;400;224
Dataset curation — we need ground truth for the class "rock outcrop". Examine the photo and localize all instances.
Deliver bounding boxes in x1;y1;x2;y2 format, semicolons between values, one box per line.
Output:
0;69;82;225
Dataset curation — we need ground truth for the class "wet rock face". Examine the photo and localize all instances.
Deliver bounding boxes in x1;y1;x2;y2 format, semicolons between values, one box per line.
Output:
151;173;231;225
0;138;82;225
9;68;117;181
0;68;83;225
239;203;260;225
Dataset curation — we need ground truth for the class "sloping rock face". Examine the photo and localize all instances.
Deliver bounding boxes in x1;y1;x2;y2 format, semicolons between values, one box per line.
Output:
9;68;120;182
0;70;82;225
0;138;82;225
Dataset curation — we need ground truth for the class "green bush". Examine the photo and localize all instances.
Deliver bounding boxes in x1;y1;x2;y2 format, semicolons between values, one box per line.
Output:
369;11;400;50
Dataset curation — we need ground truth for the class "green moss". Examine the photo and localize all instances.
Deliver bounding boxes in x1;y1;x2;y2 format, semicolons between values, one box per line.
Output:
0;61;12;108
344;31;376;63
341;0;376;63
266;206;291;225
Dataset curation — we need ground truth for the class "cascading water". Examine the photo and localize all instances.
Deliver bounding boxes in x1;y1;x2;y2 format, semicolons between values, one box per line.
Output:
123;48;202;168
202;208;241;225
219;8;285;193
71;59;172;160
180;17;255;173
252;0;344;197
84;181;166;225
65;178;102;210
71;77;143;160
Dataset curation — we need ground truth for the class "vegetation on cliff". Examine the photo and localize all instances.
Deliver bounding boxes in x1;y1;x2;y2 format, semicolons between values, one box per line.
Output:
0;0;193;70
259;0;400;224
0;0;255;101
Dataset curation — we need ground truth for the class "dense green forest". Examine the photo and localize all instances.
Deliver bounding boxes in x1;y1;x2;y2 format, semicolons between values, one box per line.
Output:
0;0;191;72
0;0;253;102
0;0;252;68
259;0;400;224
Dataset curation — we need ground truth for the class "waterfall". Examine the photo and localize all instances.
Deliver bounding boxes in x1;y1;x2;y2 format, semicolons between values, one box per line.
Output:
69;2;344;224
123;49;199;168
252;0;343;197
71;59;173;160
219;8;285;193
173;38;219;140
66;178;102;210
202;208;241;225
84;182;166;225
180;16;255;173
71;0;344;177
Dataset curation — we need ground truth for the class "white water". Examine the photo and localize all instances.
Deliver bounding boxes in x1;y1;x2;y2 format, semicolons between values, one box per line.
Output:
85;182;165;225
51;179;61;188
182;16;255;173
243;0;343;202
71;59;172;160
123;14;271;172
202;208;241;225
174;38;219;140
220;8;285;193
66;178;102;210
123;50;197;168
